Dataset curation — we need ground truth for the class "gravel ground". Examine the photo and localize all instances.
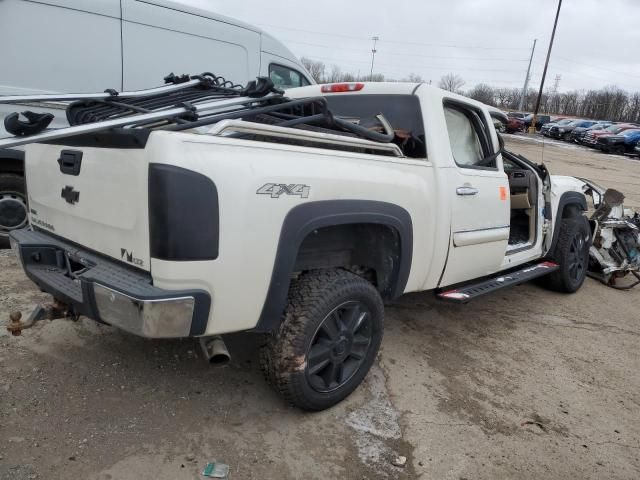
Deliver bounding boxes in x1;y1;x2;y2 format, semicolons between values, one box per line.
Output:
1;136;639;480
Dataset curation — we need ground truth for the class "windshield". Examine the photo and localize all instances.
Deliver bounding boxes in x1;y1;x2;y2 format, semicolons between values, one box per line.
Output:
324;94;426;158
606;125;621;132
557;119;573;125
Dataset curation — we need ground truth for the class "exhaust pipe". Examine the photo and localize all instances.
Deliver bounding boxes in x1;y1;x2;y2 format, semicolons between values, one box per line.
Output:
199;336;230;366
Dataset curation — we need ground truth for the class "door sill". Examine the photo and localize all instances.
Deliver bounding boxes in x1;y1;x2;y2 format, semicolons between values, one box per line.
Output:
506;241;534;254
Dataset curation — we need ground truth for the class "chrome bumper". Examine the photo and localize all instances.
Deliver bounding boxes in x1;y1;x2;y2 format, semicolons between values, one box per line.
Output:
9;229;211;338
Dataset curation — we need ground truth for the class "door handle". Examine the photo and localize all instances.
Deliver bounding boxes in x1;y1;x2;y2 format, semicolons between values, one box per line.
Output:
456;186;478;196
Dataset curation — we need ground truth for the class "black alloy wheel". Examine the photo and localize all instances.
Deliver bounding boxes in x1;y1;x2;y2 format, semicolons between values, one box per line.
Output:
305;300;373;393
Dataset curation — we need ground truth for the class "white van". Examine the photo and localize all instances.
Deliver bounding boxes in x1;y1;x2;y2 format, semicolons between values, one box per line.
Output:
0;0;312;245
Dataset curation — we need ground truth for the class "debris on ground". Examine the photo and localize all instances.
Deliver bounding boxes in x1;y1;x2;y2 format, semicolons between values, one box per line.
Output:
391;455;407;468
202;461;230;478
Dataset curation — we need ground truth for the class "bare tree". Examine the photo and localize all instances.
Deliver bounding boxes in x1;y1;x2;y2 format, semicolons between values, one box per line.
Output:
438;73;465;93
467;83;495;106
403;73;424;83
300;57;326;83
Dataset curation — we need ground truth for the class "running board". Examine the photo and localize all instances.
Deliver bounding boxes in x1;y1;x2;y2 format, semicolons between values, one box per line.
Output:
437;261;559;303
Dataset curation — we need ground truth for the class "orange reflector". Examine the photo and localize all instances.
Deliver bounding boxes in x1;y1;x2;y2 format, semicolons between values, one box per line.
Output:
499;186;507;200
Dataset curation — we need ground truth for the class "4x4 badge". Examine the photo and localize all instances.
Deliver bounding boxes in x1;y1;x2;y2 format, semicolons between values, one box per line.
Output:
256;183;310;199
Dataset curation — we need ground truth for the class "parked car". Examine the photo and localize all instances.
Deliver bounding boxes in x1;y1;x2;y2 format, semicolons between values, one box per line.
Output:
583;124;638;147
540;118;573;136
506;116;525;133
0;0;313;247
549;120;598;141
635;143;640;157
597;129;640;155
570;122;613;143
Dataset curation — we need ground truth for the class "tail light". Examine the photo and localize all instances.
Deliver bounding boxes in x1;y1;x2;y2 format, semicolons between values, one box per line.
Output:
320;83;365;93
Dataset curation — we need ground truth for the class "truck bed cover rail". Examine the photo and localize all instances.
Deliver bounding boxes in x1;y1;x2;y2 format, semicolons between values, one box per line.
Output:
208;120;404;157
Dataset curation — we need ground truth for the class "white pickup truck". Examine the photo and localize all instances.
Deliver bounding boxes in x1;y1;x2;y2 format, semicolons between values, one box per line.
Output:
7;80;592;410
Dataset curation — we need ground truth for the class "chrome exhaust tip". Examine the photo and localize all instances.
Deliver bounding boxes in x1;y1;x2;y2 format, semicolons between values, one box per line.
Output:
199;336;230;366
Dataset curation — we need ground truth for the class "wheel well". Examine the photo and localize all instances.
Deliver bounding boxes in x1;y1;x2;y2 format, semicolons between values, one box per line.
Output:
294;223;401;298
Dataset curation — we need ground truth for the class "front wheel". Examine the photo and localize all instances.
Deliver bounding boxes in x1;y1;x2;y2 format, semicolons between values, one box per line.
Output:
260;269;384;411
613;145;626;156
539;216;591;293
0;174;28;248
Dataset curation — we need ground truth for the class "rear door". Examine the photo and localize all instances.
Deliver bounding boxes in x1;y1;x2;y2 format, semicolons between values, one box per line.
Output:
120;0;261;90
439;100;510;287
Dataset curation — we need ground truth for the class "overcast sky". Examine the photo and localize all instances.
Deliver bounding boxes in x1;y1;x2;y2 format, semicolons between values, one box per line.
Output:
188;0;640;93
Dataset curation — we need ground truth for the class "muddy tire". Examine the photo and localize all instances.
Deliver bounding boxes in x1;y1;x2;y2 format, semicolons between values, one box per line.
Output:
260;269;384;411
0;173;28;249
539;216;591;293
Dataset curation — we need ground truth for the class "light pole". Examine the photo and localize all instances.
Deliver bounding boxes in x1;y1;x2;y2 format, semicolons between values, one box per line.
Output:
369;36;379;81
530;0;562;133
519;39;537;111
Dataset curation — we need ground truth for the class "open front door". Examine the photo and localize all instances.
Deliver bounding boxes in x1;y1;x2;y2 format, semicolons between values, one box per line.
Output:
439;101;510;287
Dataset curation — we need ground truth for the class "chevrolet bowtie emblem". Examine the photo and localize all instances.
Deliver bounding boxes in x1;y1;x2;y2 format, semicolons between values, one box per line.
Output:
61;185;80;205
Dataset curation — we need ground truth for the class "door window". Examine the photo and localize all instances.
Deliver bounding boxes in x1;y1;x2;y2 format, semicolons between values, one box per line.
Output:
444;104;496;169
269;64;310;89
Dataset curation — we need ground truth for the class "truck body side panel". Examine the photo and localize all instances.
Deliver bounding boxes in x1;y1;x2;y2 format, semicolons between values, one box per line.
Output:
146;131;437;335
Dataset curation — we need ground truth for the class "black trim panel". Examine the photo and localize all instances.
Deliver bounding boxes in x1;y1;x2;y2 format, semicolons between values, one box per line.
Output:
149;164;219;261
253;200;413;332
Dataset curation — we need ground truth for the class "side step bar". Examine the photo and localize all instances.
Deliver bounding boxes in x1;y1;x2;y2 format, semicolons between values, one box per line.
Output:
437;261;559;304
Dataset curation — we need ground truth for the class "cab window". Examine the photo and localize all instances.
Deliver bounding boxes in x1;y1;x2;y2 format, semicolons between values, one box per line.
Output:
444;103;496;169
269;64;310;89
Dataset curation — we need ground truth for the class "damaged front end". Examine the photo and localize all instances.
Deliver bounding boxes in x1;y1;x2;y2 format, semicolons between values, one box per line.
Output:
582;180;640;289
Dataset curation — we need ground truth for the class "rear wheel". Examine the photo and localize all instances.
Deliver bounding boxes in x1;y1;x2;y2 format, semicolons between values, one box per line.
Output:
539;216;591;293
0;174;28;248
260;269;384;411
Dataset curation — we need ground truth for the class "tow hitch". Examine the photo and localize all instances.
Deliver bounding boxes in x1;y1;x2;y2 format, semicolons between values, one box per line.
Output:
6;300;76;336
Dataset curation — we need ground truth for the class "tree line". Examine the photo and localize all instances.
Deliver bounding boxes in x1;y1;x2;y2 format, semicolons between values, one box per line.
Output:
300;58;640;124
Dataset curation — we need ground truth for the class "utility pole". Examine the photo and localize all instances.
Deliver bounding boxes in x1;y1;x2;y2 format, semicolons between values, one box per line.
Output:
369;36;379;81
551;74;561;94
518;39;537;111
530;0;562;133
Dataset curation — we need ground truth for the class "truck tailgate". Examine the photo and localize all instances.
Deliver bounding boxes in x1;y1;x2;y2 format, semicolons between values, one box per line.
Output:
24;142;150;271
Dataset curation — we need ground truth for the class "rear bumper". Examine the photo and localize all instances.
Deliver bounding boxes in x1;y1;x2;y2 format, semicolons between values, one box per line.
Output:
9;229;211;338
